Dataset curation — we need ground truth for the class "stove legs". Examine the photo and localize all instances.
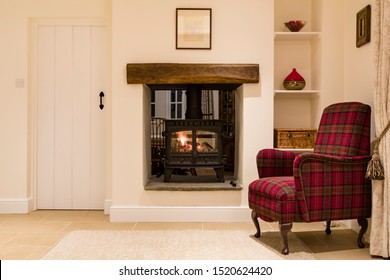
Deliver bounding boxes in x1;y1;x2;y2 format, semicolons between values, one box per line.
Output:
164;168;174;182
214;167;225;182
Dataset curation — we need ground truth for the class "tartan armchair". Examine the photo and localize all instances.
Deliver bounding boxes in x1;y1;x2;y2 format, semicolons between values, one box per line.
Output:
248;102;372;255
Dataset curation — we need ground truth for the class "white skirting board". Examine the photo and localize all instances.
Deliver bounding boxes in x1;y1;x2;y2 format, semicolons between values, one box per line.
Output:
0;199;111;214
0;198;33;214
109;206;253;222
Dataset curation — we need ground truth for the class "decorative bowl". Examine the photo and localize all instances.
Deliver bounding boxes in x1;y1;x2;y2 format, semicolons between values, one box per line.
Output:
284;20;306;32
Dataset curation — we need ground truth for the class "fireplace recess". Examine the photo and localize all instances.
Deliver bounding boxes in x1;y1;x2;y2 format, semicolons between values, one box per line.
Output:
126;63;260;184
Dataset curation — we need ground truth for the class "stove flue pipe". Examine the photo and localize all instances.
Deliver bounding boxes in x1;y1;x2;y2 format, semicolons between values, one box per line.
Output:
185;85;203;119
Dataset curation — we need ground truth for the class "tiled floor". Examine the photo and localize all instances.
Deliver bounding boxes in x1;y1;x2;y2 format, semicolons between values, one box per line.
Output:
0;210;379;260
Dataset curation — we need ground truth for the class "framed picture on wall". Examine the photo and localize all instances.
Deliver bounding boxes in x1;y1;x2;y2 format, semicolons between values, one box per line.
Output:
176;8;212;50
356;5;371;48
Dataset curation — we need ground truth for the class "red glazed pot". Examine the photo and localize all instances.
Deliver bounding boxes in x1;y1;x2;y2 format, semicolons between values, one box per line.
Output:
283;68;306;90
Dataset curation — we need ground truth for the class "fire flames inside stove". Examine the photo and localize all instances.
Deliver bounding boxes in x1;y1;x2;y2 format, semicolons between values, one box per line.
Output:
163;119;225;182
171;131;218;153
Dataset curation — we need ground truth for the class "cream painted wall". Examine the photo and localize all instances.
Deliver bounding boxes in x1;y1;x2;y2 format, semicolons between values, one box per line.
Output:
320;0;345;111
110;0;274;221
0;0;111;212
343;0;375;109
321;0;375;119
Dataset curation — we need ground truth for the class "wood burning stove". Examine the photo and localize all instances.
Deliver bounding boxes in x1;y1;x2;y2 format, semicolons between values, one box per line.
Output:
163;85;225;182
163;119;225;182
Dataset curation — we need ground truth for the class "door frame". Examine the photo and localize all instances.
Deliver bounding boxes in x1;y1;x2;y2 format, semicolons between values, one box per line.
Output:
28;18;109;211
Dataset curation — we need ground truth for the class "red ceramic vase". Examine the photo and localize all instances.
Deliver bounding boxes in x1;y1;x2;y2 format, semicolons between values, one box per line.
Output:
283;68;306;90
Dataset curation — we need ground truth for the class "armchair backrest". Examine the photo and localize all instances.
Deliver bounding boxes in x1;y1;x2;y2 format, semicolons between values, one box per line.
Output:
314;102;371;157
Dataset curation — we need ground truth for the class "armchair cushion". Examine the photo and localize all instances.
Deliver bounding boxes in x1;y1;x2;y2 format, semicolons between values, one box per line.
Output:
249;177;302;224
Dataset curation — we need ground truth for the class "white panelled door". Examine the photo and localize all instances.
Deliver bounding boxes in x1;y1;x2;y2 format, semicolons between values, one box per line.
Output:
36;24;107;209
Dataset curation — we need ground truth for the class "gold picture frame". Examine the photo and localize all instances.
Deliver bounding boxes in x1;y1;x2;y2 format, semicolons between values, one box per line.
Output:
356;5;371;48
176;8;212;50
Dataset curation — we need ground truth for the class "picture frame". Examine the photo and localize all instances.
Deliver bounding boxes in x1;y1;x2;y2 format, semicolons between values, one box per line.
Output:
356;5;371;48
176;8;212;50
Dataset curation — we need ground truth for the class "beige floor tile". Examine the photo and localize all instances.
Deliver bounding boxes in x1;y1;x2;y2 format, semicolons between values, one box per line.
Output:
43;210;108;222
134;222;203;230
0;221;70;233
0;233;19;246
4;232;67;247
62;221;136;231
0;246;40;260
0;212;51;222
25;246;53;260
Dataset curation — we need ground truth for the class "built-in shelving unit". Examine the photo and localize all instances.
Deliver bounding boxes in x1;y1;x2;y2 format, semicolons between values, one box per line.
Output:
274;0;322;131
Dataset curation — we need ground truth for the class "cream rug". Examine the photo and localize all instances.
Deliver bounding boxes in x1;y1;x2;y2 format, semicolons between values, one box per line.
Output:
42;230;315;260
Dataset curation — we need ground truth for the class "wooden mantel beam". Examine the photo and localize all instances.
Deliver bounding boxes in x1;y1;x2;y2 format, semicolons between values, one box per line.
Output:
126;63;259;85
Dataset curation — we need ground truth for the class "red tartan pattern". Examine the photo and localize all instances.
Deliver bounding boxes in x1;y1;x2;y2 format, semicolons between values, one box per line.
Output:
293;153;372;221
314;102;371;156
249;102;372;226
256;149;300;178
248;177;304;223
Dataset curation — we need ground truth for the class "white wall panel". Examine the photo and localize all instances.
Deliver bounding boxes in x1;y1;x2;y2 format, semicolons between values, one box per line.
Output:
72;26;92;209
54;26;73;209
90;26;107;209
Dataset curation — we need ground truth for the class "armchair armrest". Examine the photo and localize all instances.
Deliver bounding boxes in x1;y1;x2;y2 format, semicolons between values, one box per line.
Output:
292;153;372;222
256;149;301;178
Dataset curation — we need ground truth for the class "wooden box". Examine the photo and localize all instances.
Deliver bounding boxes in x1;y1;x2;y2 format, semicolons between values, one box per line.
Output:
274;128;317;149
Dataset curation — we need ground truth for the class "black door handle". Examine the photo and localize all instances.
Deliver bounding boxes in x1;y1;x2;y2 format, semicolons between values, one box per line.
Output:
99;91;104;110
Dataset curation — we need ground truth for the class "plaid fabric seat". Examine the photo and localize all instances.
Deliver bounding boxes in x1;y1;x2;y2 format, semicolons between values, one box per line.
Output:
248;102;372;255
249;177;303;224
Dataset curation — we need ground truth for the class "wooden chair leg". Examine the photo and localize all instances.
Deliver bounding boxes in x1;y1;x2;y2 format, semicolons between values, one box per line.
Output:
279;222;293;255
357;218;368;248
325;220;332;235
251;210;261;238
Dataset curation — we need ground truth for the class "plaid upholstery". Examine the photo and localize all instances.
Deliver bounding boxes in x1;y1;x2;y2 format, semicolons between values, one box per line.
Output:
256;149;300;178
249;177;304;223
249;102;372;224
293;153;372;222
314;102;371;156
